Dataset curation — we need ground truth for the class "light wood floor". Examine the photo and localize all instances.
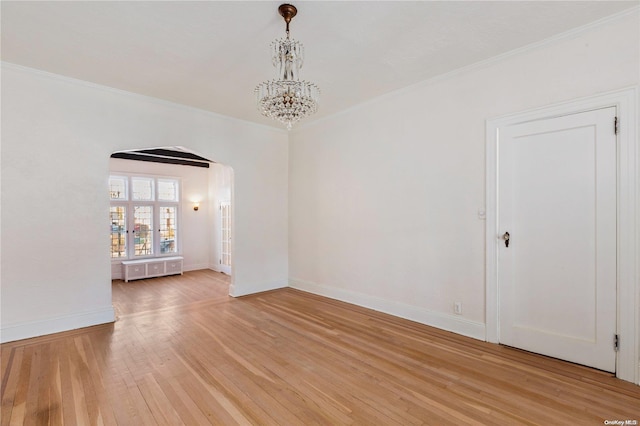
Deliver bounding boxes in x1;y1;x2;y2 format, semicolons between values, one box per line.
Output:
2;270;639;425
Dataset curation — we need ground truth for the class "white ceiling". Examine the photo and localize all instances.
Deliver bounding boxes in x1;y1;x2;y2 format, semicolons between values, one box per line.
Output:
2;1;637;129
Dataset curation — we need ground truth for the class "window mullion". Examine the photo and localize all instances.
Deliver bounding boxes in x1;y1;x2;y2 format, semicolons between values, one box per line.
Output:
154;204;160;256
127;201;135;259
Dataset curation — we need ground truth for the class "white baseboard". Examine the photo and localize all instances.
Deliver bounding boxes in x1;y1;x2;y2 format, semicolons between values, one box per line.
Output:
230;279;288;297
289;278;486;341
184;263;210;272
0;306;116;344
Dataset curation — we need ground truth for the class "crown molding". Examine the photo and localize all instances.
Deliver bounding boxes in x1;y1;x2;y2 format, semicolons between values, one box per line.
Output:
1;61;287;135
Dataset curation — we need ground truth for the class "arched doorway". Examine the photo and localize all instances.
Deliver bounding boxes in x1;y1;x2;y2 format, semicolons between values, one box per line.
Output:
108;146;234;313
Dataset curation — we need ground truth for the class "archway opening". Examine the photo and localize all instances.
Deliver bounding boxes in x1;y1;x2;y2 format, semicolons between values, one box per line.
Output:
108;146;234;316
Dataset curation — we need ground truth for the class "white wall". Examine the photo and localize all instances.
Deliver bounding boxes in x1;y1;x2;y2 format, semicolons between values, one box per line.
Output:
288;11;639;339
1;63;289;342
109;158;213;276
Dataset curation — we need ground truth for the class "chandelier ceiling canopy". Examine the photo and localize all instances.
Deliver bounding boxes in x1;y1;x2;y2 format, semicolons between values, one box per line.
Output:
255;4;320;130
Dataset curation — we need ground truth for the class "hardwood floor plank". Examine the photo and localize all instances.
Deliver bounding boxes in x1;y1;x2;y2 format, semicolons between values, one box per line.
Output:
136;374;183;426
1;347;21;425
35;343;51;425
167;344;280;425
58;341;78;426
2;270;639;425
7;355;28;426
80;335;119;426
48;341;64;426
66;338;92;426
155;375;214;425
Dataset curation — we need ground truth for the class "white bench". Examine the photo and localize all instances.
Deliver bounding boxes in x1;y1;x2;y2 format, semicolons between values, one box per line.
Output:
121;256;183;282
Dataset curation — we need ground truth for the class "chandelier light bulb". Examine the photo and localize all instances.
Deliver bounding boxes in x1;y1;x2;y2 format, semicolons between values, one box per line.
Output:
255;4;320;130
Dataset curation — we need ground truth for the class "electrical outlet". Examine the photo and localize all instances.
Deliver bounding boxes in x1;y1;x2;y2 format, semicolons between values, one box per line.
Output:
454;302;462;315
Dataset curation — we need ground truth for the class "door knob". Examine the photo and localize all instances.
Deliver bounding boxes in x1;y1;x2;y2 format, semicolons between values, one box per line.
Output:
503;232;510;248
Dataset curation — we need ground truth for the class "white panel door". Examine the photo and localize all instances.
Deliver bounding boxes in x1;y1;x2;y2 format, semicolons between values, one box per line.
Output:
498;107;617;372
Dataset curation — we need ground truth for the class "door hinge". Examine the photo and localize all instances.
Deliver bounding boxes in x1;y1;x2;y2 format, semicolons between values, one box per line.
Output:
614;334;619;352
614;116;619;134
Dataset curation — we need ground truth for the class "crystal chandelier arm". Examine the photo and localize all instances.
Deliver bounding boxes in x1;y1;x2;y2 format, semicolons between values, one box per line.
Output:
272;38;303;81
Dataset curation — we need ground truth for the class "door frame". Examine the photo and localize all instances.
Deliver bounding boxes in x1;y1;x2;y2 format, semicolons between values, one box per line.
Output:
485;87;638;384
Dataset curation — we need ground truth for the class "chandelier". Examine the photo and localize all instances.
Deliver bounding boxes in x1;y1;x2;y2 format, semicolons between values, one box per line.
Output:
255;4;320;130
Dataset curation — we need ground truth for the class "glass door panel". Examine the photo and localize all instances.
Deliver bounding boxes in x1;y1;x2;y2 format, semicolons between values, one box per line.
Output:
133;206;153;256
110;206;127;258
160;206;177;254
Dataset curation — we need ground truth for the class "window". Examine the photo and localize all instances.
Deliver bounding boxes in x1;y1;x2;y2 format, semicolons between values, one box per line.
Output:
158;179;178;202
132;177;154;201
109;177;127;200
109;175;180;259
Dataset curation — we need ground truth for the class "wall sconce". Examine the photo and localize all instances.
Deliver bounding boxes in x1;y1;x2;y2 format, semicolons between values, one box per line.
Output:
190;195;203;211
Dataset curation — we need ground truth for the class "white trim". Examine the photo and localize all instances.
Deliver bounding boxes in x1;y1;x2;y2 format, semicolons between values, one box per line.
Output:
290;278;486;341
486;87;638;384
183;263;211;272
0;61;287;134
0;307;116;344
229;279;287;297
